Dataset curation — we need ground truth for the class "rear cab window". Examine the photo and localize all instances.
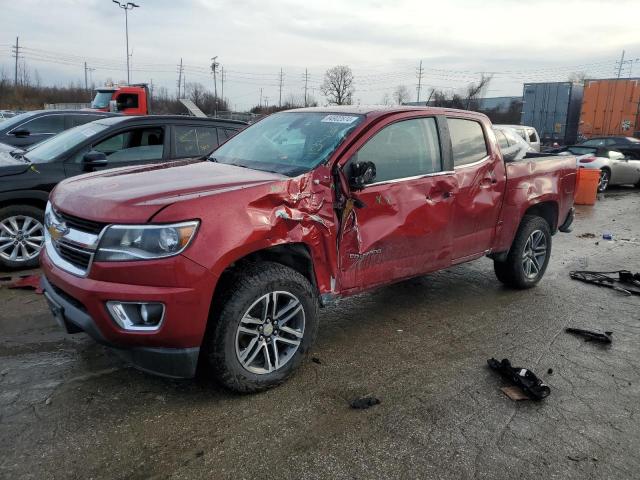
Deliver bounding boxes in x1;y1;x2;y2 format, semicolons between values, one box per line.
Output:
447;118;488;167
13;114;65;134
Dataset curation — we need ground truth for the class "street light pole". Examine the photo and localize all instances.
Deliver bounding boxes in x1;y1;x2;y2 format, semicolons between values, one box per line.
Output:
113;1;139;84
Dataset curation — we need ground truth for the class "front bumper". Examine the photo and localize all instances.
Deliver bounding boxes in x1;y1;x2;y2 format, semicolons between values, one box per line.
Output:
40;249;216;378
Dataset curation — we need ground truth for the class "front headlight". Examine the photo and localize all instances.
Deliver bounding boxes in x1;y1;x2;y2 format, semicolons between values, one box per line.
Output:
94;221;199;261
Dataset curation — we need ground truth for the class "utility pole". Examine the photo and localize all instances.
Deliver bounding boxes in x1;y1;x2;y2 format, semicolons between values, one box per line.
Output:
221;66;224;109
264;96;270;109
416;60;424;103
278;68;284;108
112;2;139;84
303;68;309;107
176;58;183;98
616;50;625;79
11;36;19;87
211;56;219;111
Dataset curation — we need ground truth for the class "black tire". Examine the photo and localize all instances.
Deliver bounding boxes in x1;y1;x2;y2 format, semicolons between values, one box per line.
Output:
493;215;552;289
206;262;319;393
598;169;610;192
0;205;45;271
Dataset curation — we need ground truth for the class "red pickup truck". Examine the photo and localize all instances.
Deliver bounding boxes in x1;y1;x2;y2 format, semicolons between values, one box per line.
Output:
40;106;576;392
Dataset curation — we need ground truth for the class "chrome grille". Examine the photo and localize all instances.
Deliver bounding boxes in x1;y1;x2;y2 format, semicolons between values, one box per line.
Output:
45;203;103;277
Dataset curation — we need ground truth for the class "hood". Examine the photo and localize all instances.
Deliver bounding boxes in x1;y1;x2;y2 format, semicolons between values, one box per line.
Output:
52;159;286;223
0;150;30;177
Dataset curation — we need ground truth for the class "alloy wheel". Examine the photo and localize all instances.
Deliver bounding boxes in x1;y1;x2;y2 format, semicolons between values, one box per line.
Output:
0;215;45;263
522;229;547;280
235;291;305;375
598;170;609;192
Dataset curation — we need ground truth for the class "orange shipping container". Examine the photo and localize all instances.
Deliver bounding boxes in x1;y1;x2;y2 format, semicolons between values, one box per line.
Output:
578;79;640;138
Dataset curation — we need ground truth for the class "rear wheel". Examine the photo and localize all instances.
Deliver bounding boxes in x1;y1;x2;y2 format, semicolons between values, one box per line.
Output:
206;262;318;393
598;169;610;192
493;215;551;289
0;205;45;270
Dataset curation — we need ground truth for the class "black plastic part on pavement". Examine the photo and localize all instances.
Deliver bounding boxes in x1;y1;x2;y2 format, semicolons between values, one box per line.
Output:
559;207;575;233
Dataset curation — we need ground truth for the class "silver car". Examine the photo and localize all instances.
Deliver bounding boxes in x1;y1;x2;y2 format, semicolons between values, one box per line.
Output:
494;124;541;152
554;146;640;192
493;126;536;161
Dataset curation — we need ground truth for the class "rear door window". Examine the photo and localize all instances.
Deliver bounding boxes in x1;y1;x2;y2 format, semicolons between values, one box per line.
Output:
353;117;442;183
15;115;65;134
90;127;165;163
448;118;488;167
174;126;219;157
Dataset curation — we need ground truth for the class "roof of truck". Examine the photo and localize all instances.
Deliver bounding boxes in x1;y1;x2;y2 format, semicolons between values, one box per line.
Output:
286;105;489;119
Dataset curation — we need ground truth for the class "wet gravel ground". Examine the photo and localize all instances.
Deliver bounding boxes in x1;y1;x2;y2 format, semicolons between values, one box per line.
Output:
1;187;640;480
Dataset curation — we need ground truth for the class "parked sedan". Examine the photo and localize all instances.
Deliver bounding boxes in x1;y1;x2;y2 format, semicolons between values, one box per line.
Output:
0;115;246;269
551;145;640;192
0;110;119;148
578;136;640;159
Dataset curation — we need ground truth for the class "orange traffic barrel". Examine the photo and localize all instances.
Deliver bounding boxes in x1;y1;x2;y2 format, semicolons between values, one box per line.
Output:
574;168;600;205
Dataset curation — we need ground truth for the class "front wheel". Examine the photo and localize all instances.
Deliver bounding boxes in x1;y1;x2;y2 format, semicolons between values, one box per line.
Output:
206;262;319;393
493;215;551;289
0;205;46;270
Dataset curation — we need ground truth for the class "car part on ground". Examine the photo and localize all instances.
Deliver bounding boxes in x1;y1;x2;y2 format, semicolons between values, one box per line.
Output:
569;270;640;296
565;328;613;344
487;358;550;400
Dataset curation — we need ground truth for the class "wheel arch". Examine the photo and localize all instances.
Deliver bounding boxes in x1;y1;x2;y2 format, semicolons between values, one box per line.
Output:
523;200;559;234
0;191;49;212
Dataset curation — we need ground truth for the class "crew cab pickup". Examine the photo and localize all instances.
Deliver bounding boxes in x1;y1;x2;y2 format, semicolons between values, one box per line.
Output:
40;106;576;392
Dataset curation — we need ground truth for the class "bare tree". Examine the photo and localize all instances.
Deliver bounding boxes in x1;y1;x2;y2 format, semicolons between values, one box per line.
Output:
464;74;492;109
568;71;587;83
393;85;411;105
321;65;354;105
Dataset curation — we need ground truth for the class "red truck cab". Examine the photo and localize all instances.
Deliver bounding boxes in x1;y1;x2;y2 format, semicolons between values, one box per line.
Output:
91;84;149;115
40;106;576;392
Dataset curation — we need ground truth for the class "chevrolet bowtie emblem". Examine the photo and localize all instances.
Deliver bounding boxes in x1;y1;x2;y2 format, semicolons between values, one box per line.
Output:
48;221;69;242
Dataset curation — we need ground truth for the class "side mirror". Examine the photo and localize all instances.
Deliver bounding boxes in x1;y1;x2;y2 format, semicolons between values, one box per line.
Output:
11;129;30;137
349;161;376;189
109;100;118;112
82;150;108;170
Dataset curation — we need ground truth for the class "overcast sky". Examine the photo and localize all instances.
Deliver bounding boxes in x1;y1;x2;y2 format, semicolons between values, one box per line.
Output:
2;0;639;110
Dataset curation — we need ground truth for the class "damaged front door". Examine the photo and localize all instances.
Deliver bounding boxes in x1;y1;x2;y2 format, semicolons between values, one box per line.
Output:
337;116;456;291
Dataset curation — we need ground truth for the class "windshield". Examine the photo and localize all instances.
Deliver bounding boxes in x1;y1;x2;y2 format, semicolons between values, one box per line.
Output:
26;122;109;163
210;112;364;176
92;91;114;109
0;111;37;131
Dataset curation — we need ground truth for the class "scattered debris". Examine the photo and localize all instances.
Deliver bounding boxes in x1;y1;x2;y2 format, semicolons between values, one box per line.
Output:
3;274;43;294
577;233;596;239
500;386;529;401
565;328;613;344
45;397;52;405
602;231;613;240
570;270;640;296
547;368;554;375
195;450;204;458
350;395;381;409
487;358;550;400
311;357;322;364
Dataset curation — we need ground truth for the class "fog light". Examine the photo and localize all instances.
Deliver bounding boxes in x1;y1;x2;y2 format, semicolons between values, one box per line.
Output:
106;301;165;331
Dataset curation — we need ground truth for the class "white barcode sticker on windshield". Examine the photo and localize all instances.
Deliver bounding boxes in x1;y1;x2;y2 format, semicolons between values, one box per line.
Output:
321;115;359;124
